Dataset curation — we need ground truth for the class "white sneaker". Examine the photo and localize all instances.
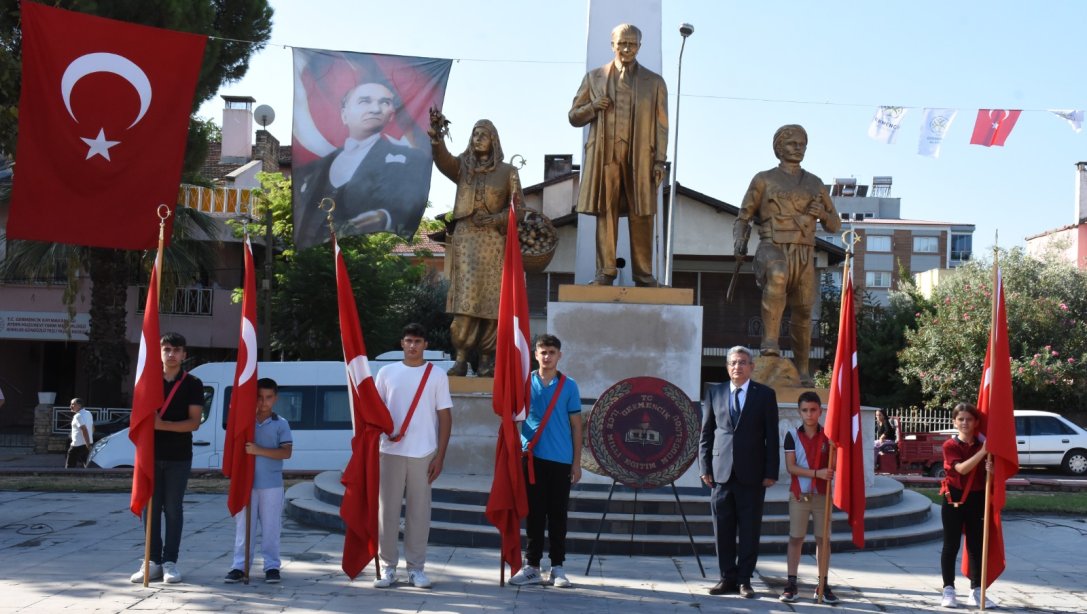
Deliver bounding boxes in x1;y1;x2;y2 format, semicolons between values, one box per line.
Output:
968;587;998;608
162;561;182;584
548;566;571;588
373;567;396;588
129;561;163;583
509;565;542;586
408;569;432;588
941;586;958;608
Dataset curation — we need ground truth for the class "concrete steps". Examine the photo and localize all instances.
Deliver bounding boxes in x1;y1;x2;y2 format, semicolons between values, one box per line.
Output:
286;471;943;555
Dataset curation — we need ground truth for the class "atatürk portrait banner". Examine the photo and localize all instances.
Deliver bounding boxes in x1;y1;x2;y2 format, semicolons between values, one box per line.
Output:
292;49;451;249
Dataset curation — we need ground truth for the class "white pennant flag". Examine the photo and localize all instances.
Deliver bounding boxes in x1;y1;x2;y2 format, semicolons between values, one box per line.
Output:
867;106;908;144
917;108;958;158
1049;109;1084;133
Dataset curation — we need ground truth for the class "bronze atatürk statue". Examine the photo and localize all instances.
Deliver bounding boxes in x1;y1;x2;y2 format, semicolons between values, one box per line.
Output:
429;110;524;377
734;125;841;384
569;23;668;287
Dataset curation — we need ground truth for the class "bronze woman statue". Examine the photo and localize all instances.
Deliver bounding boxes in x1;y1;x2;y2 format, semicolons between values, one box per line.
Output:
429;111;524;377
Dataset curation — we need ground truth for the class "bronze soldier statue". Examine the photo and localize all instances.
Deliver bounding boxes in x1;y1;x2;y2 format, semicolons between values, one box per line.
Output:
734;125;841;384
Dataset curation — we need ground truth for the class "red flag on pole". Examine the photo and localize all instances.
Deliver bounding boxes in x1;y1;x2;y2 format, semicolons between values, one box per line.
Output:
485;205;532;578
128;251;163;516
224;236;259;516
825;272;866;548
967;263;1018;586
8;3;207;249
334;237;394;579
969;109;1022;147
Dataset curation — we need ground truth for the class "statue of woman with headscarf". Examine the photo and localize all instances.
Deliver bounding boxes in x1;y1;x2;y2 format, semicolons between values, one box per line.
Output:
429;110;525;377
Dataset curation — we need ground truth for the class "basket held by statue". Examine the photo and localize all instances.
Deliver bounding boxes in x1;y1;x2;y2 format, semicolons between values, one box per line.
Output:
518;210;557;273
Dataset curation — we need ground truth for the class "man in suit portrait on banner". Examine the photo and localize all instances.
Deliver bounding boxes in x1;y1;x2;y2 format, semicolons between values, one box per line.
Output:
699;346;780;599
294;77;431;249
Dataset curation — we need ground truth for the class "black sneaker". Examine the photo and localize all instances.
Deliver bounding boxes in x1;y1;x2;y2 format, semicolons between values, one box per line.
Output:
224;569;244;584
780;581;798;602
265;569;281;584
818;585;841;605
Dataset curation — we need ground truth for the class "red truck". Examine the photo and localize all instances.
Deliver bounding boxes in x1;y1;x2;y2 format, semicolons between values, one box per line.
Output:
875;417;953;477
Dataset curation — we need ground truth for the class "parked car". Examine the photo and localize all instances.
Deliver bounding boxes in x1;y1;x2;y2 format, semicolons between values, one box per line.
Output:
1014;410;1087;476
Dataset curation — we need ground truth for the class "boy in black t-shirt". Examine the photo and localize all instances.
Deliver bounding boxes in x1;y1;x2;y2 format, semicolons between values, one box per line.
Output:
130;332;204;584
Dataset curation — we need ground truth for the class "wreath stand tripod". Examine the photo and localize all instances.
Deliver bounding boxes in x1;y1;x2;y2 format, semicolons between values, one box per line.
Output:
584;480;705;578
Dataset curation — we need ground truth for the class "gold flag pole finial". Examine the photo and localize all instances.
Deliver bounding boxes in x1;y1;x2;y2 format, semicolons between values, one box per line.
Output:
319;197;337;238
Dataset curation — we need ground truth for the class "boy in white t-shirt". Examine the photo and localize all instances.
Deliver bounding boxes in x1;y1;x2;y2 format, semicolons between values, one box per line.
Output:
372;323;452;590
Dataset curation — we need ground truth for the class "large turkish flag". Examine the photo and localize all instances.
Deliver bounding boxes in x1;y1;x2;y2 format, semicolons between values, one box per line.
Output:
8;3;206;250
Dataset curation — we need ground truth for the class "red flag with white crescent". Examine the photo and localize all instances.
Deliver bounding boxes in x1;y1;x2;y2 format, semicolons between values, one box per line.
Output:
966;263;1018;586
334;236;394;579
8;3;206;249
128;251;163;516
825;272;866;548
224;236;259;516
485;205;531;577
969;109;1022;147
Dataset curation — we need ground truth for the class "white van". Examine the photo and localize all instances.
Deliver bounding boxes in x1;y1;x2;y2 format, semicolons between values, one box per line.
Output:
90;360;394;471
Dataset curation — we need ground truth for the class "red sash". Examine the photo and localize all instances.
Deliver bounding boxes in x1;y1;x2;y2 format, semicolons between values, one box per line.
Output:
158;371;189;418
387;363;433;443
939;437;982;507
523;373;567;485
789;426;828;500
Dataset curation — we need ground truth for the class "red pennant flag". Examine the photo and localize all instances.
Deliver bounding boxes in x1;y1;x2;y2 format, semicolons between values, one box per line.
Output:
334;237;394;579
966;264;1019;587
7;3;206;249
128;251;163;516
485;205;531;577
969;109;1021;147
825;272;866;548
224;236;259;516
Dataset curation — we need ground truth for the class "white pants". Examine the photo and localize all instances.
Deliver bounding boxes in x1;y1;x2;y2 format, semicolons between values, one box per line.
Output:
232;487;284;572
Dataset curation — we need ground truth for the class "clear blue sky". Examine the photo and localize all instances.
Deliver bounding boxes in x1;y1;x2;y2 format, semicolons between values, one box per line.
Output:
198;0;1087;253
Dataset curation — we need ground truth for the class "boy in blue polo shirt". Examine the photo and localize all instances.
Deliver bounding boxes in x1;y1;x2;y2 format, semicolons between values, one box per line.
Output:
224;378;293;584
509;334;582;588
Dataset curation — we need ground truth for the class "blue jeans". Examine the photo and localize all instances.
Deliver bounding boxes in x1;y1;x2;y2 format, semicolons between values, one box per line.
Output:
145;460;191;564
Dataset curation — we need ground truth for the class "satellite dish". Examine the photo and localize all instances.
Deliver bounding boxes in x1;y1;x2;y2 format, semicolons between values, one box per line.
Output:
254;104;275;128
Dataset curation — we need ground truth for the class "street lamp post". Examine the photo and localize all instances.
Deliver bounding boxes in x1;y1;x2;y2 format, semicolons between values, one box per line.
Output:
663;22;694;287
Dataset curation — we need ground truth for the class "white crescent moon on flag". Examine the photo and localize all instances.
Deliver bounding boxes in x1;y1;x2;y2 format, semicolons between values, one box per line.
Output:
347;354;373;388
61;52;152;129
513;315;531;422
135;333;148;383
239;317;258;384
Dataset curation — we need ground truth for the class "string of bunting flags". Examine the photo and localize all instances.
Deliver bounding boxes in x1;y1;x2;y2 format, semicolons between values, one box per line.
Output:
867;106;1083;158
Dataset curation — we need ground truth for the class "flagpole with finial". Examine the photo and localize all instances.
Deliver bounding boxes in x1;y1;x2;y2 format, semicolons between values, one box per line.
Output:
240;206;253;586
142;204;170;587
979;232;999;610
816;229;858;602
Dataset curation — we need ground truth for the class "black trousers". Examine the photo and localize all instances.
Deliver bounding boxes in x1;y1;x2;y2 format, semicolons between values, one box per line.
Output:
65;445;89;468
522;456;572;567
941;489;984;588
711;480;767;583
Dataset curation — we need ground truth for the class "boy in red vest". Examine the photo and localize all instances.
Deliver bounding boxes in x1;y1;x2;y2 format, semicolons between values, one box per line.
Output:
781;391;839;604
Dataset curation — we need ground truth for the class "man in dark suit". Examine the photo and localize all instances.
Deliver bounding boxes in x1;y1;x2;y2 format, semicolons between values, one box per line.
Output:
699;345;780;598
294;80;431;249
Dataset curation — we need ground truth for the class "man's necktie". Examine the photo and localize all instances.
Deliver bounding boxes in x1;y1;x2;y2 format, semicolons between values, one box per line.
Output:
730;388;742;428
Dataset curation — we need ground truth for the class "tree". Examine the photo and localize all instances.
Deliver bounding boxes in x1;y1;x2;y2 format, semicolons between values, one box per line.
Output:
247;172;450;360
0;1;272;404
899;248;1087;414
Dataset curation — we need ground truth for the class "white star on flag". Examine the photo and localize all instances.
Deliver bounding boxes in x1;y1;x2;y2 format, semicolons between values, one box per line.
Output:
81;128;120;160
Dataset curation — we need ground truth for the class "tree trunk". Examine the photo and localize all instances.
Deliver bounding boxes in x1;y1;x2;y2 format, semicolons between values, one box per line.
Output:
85;248;131;407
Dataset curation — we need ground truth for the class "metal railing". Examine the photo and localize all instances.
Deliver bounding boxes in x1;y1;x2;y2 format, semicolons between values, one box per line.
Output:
894;406;954;434
51;406;132;435
136;286;214;316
